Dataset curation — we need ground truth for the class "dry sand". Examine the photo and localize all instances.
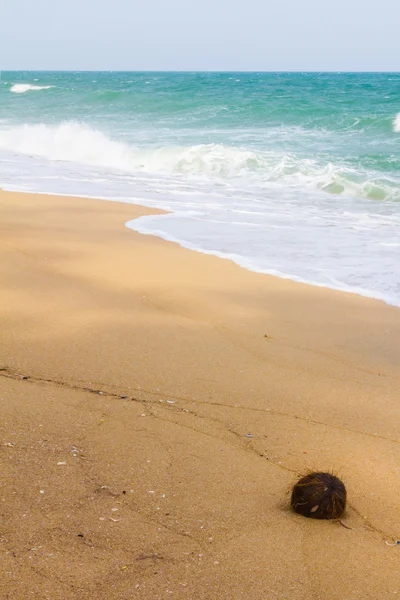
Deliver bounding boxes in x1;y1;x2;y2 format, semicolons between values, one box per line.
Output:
1;188;400;599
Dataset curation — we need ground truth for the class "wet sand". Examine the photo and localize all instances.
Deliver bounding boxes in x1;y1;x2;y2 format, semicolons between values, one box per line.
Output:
1;189;400;599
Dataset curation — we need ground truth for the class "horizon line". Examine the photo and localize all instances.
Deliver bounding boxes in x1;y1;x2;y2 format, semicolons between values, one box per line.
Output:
1;69;399;74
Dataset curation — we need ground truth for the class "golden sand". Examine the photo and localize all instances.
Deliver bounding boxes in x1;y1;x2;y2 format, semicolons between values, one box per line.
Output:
1;189;400;599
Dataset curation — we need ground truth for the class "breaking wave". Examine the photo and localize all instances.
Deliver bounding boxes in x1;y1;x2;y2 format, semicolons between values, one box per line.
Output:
0;121;398;201
393;113;400;133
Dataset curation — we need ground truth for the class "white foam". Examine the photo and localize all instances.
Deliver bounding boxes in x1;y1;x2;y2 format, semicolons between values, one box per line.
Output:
0;121;398;202
10;84;54;93
0;122;261;176
0;122;137;169
393;113;400;133
127;214;400;307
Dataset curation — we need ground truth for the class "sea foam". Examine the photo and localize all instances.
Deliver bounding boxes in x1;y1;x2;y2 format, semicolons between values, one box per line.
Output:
0;121;398;202
0;122;135;170
393;113;400;132
10;84;54;93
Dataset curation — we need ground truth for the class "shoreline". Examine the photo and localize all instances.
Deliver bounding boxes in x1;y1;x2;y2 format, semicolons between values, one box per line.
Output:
3;184;399;309
128;213;400;309
1;188;400;599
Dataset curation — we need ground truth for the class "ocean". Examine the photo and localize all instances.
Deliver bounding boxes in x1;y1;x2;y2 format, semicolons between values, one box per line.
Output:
0;71;399;305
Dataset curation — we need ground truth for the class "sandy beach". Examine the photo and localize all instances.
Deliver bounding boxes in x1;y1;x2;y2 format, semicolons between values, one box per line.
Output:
1;188;400;599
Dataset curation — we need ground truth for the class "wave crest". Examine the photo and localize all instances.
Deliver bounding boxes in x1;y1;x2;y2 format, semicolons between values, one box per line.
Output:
394;113;400;133
0;122;134;169
0;121;398;201
10;84;54;93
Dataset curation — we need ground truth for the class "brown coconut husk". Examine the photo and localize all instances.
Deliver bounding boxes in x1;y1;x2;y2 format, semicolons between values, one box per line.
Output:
291;472;346;520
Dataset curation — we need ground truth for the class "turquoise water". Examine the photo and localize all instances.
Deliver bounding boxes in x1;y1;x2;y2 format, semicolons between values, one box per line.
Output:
0;71;399;303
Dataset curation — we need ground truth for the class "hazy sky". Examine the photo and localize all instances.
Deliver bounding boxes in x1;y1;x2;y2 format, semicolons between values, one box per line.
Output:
2;0;399;71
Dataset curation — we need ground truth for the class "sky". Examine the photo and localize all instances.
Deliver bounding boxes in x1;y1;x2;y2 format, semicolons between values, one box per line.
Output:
1;0;399;71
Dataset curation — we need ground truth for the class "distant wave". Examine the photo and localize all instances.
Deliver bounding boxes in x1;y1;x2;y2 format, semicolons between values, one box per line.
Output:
0;121;398;202
10;84;54;93
394;113;400;133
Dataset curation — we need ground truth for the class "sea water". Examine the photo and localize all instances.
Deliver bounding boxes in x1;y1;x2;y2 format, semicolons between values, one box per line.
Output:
0;71;399;304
